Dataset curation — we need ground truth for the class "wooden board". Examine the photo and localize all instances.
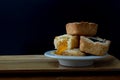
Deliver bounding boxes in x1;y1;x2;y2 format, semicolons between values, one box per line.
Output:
0;55;119;73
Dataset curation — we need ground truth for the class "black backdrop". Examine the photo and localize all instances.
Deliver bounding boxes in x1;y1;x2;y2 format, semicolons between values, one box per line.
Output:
0;0;120;59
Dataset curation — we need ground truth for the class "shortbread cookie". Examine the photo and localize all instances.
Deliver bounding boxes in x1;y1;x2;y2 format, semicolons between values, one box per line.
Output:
66;22;98;36
61;48;85;56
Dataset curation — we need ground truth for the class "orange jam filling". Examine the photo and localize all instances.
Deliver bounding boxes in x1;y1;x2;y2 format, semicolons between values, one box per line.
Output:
55;40;68;55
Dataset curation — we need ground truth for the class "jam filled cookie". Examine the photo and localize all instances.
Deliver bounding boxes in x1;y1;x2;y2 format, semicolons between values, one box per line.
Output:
80;36;111;56
54;34;79;55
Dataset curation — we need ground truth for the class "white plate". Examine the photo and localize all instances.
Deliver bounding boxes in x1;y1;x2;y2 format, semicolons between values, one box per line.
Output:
44;50;110;67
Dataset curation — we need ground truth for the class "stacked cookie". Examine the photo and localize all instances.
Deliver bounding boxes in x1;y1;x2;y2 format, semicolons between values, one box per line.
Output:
54;22;111;56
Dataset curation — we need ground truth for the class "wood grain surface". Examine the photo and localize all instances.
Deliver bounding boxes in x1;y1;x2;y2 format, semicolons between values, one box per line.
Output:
0;55;119;71
0;55;119;80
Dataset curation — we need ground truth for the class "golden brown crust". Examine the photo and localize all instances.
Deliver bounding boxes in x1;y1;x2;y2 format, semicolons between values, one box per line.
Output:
54;34;79;55
66;22;98;36
54;34;79;49
80;36;111;56
61;48;85;56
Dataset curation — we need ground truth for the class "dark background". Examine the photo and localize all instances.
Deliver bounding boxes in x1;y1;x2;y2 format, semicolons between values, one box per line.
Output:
0;0;119;59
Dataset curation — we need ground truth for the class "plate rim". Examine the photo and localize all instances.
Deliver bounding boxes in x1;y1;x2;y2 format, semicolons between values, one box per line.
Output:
44;50;110;60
